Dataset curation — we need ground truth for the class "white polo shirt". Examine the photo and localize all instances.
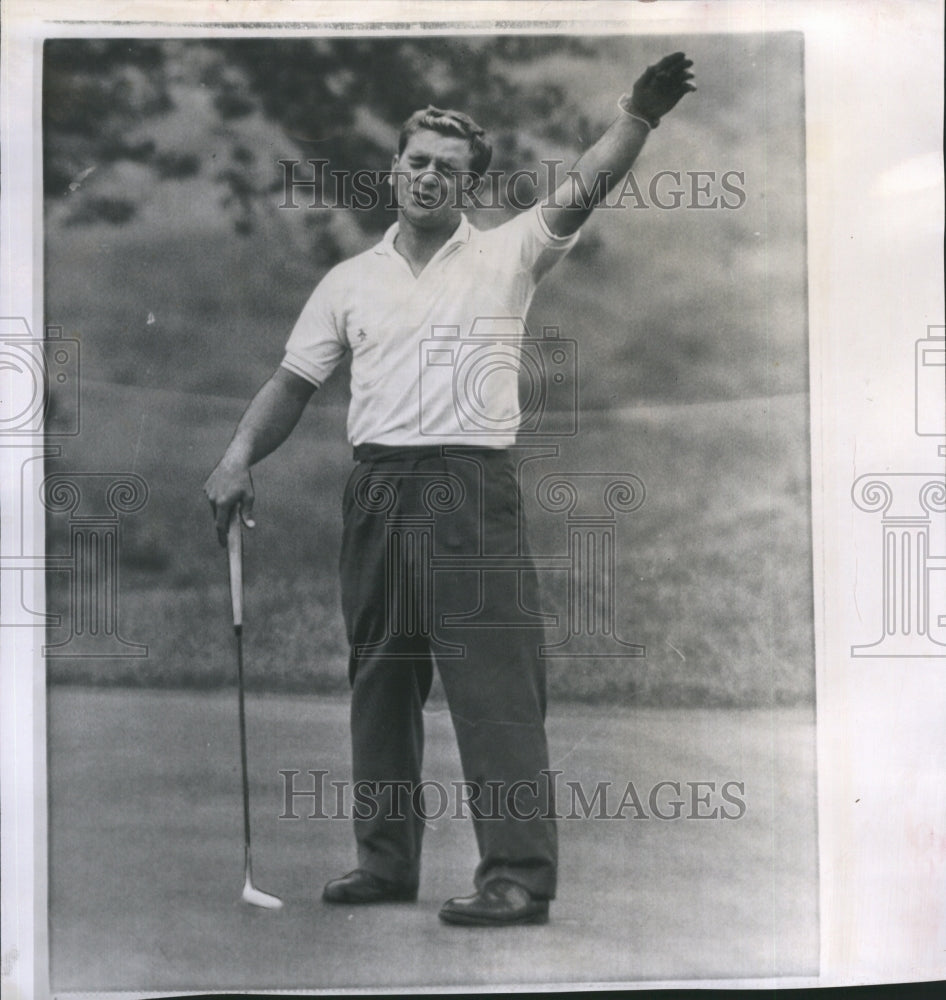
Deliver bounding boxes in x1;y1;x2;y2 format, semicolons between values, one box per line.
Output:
282;204;578;447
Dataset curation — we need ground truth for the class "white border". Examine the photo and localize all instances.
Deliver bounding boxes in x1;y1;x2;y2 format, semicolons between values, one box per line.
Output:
2;2;945;996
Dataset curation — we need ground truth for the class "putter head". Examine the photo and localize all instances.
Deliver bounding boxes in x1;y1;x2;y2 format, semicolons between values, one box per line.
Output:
242;876;283;910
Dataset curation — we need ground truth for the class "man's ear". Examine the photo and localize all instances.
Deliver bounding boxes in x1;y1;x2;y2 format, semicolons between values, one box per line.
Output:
389;154;399;184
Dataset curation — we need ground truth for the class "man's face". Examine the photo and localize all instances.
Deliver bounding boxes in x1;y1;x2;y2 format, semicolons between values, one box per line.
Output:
391;129;477;229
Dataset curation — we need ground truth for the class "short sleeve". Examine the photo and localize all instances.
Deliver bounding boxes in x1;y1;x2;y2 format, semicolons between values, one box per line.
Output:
486;203;580;285
281;269;348;388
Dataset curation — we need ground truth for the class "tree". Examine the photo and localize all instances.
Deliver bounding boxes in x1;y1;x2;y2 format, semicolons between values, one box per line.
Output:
43;36;600;247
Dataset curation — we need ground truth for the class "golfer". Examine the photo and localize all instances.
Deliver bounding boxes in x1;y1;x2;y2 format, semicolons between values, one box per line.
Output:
205;52;694;926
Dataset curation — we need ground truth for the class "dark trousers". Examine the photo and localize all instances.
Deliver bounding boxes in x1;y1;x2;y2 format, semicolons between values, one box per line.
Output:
339;444;557;899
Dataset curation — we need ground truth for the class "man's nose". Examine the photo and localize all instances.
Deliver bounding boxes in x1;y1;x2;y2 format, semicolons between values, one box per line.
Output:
415;166;442;185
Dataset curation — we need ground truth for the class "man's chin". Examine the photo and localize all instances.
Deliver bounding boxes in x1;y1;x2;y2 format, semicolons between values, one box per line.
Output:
403;204;461;229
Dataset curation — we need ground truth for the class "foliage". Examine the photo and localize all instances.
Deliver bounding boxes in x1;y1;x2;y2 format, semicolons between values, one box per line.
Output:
44;37;599;237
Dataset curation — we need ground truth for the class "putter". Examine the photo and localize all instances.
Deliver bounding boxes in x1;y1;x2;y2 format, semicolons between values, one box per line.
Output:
228;509;284;910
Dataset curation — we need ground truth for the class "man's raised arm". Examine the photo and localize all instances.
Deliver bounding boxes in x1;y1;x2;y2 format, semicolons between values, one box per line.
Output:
541;52;695;238
203;366;316;545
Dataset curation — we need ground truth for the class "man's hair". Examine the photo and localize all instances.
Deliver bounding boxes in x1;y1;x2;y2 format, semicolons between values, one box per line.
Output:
397;106;492;178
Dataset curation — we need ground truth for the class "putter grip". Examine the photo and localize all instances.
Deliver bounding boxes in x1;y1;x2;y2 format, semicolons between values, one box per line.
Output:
227;511;243;628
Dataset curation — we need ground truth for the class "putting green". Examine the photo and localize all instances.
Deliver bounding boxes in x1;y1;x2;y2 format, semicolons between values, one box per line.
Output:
48;687;818;991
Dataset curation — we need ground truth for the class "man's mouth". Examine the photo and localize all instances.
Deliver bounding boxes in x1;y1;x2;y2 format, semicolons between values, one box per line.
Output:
412;188;442;208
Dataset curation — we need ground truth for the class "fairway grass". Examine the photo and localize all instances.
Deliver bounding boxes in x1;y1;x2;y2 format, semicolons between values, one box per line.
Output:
45;382;814;707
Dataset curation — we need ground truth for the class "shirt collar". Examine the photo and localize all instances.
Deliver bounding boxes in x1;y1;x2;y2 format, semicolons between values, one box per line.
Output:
375;214;473;257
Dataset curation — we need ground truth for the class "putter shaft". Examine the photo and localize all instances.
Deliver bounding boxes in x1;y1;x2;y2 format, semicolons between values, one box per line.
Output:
228;512;282;908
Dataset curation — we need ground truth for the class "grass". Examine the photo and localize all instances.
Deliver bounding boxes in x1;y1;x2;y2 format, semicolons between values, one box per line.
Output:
47;687;818;988
44;381;814;707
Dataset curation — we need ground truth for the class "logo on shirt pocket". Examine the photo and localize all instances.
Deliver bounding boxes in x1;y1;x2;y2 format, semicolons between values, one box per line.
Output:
349;324;386;390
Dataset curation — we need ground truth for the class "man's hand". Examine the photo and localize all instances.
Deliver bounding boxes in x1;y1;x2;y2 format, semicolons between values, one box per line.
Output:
202;366;316;546
624;51;696;127
204;458;256;547
541;51;696;238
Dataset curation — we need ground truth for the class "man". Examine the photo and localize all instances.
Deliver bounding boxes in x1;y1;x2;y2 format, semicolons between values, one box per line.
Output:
204;52;695;926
